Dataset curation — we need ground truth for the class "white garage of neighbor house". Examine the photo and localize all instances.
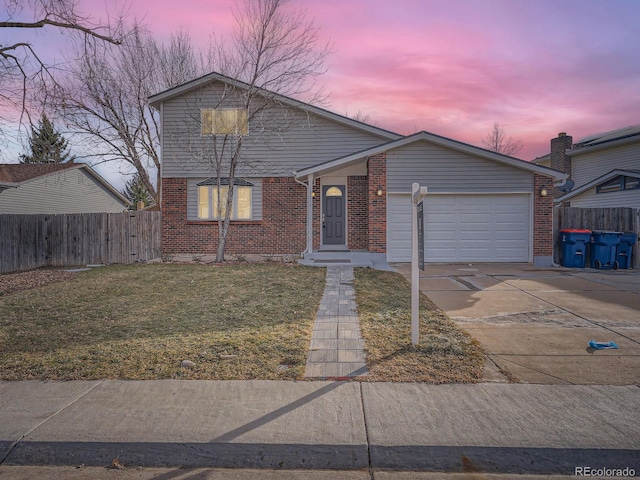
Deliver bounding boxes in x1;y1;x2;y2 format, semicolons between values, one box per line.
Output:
296;131;566;266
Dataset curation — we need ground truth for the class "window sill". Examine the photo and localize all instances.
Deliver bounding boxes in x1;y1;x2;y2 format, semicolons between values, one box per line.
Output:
187;219;262;225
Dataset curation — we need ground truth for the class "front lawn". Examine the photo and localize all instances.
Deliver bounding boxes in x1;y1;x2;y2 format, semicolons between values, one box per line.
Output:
0;264;326;380
354;269;485;383
0;263;484;383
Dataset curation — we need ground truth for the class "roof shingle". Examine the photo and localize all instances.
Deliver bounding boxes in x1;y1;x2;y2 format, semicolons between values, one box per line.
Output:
0;163;80;183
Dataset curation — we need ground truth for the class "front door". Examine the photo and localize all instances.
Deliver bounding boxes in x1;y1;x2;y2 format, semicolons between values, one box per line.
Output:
322;185;346;245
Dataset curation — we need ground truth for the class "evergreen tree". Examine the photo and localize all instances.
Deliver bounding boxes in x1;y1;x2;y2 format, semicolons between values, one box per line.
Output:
122;173;154;209
20;114;76;164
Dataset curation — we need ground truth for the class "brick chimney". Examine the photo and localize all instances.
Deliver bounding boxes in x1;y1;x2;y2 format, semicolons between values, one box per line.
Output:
550;132;573;198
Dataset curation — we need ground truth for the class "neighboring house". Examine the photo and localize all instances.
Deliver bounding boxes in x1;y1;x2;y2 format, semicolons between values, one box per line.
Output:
149;72;565;266
0;163;129;214
535;126;640;207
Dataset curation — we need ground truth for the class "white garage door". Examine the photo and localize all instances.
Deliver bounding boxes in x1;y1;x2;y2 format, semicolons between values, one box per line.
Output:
387;194;531;263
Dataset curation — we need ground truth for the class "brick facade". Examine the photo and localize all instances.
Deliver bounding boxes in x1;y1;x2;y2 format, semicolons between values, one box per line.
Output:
367;153;387;253
348;175;368;250
533;173;554;258
162;177;306;255
312;178;320;250
162;161;554;263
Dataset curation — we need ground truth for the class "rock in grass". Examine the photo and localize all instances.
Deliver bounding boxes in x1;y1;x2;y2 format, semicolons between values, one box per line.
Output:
180;360;196;368
219;354;238;360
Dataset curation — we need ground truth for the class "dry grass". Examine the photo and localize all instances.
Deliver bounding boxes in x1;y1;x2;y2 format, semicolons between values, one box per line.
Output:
0;269;77;296
0;264;326;381
354;268;485;383
1;264;485;383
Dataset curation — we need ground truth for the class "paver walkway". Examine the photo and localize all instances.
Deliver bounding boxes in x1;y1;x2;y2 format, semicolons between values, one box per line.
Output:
304;266;368;378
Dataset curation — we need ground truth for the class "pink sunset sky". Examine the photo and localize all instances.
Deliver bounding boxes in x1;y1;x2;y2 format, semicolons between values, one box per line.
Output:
131;0;640;160
4;0;640;165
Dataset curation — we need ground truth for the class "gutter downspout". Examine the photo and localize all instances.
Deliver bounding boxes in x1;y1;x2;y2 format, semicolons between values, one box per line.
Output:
294;173;314;254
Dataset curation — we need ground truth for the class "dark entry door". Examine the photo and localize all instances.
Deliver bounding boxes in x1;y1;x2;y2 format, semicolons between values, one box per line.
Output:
322;185;345;245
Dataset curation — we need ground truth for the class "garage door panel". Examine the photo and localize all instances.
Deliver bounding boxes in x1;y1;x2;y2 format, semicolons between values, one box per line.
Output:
464;233;492;242
495;230;522;240
428;213;455;222
387;194;530;263
426;233;456;242
460;214;492;223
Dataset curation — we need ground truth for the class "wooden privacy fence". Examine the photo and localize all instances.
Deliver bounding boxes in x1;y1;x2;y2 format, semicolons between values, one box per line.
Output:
0;211;161;274
554;207;640;268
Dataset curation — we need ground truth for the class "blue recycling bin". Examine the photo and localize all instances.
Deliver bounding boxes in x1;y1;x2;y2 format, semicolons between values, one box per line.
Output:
589;231;622;269
616;233;637;269
559;229;592;268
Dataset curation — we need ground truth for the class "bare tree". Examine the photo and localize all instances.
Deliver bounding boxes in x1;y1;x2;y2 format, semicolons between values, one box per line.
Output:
48;28;205;203
170;0;331;262
346;109;372;125
481;122;524;157
0;0;128;134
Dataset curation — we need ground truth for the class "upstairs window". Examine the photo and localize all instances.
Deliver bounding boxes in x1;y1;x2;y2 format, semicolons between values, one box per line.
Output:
201;109;248;135
596;175;640;194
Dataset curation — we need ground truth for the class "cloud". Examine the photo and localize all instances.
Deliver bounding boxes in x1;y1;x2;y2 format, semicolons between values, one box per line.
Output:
9;0;638;162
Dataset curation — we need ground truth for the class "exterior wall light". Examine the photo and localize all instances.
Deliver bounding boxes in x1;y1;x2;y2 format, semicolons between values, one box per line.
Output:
377;189;383;196
540;188;548;197
311;192;315;197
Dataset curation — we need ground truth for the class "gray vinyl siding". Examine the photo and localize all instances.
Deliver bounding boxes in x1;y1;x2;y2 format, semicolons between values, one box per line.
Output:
571;142;640;188
568;187;640;208
386;141;533;193
0;169;127;214
161;82;390;178
186;178;263;221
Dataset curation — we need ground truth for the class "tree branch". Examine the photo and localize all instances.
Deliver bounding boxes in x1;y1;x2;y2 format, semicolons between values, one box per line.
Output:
0;18;121;44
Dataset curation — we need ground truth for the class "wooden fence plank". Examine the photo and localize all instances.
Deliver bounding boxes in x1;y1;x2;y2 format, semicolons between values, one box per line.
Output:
0;212;161;274
554;207;639;268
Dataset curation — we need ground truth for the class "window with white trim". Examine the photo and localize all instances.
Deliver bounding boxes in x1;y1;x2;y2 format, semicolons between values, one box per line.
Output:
201;109;248;135
197;179;253;220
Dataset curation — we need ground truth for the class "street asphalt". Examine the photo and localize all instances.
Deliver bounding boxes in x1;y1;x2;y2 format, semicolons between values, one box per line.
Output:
1;380;639;476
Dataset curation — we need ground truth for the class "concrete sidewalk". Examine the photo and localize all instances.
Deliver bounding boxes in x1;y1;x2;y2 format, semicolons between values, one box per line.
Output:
1;380;638;475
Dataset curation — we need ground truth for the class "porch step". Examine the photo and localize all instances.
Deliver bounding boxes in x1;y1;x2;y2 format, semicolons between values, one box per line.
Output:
299;251;393;270
318;245;349;252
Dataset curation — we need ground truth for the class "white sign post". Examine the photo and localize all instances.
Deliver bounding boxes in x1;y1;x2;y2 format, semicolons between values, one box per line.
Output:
411;183;428;346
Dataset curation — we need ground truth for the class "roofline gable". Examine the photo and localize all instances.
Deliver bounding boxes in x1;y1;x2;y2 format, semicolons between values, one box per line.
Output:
556;169;640;203
295;131;567;180
0;163;130;206
77;164;131;206
567;133;640;157
148;71;401;141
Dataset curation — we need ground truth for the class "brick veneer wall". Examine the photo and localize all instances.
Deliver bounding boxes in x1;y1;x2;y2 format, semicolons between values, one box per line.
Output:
367;153;387;253
533;173;554;258
348;175;368;250
312;178;320;250
162;177;306;255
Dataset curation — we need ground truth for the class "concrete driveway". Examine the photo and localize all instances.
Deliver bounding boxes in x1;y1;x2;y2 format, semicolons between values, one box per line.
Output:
393;263;640;385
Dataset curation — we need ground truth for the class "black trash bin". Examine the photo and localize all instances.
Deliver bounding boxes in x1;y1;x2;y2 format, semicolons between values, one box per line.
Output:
616;233;637;269
559;229;592;268
589;231;622;269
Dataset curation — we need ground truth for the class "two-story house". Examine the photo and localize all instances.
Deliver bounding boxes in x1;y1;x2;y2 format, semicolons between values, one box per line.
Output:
536;126;640;207
149;71;565;266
